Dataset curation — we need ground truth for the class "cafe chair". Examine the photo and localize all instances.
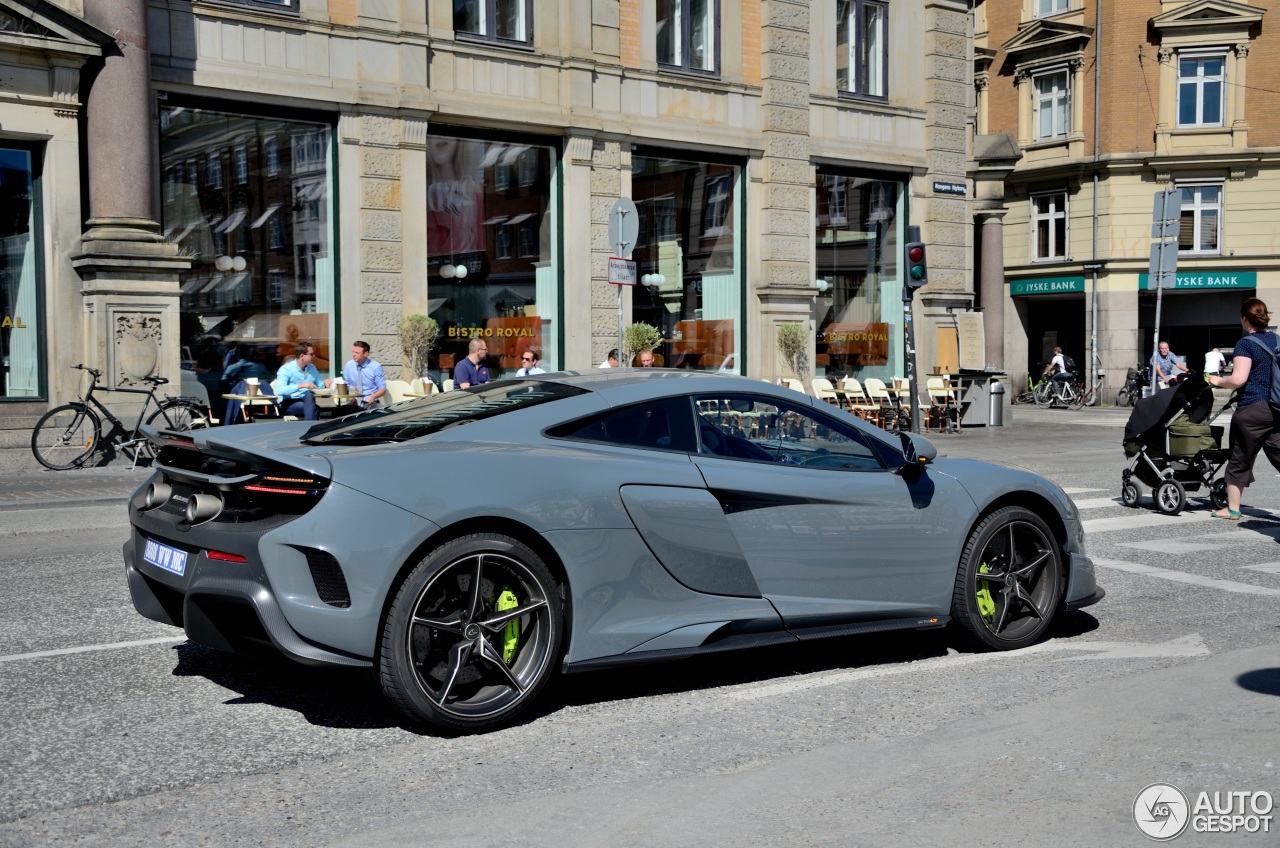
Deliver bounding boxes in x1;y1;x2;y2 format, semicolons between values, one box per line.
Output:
810;378;844;408
781;378;806;394
925;377;959;433
839;378;883;427
225;379;280;425
385;379;413;404
443;379;455;393
863;378;898;430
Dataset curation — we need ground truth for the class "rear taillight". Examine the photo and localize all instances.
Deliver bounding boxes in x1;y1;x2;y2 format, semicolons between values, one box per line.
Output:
207;549;248;563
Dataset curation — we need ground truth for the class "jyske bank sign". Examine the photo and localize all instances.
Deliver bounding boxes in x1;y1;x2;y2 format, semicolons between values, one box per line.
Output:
1140;271;1257;290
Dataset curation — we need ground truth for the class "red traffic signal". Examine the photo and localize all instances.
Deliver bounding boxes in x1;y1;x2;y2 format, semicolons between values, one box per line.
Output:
905;241;928;288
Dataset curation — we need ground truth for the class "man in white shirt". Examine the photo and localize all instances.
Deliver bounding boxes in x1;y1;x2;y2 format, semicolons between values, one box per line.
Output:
1204;348;1226;376
598;348;619;369
516;349;546;376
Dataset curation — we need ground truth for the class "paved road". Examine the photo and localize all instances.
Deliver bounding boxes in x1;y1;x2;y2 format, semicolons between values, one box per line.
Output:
1;406;1277;846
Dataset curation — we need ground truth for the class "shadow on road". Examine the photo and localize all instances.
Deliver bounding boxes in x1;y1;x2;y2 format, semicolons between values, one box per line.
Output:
163;612;1100;735
1236;667;1280;697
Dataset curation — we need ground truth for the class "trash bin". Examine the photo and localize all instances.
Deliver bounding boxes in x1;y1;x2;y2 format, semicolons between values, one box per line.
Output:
989;380;1005;427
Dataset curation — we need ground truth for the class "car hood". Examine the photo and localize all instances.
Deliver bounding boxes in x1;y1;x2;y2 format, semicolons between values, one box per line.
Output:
928;456;1077;520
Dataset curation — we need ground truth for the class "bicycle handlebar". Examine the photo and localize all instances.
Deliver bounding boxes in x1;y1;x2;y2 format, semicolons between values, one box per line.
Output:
72;364;103;379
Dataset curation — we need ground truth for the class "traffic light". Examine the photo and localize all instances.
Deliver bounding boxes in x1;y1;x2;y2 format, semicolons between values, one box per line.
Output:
905;241;928;289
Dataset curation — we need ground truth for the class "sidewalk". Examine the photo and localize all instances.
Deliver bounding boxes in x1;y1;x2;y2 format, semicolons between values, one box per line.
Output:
0;404;1140;507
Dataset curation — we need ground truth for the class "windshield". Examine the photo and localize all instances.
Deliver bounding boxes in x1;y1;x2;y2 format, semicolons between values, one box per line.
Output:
301;380;588;444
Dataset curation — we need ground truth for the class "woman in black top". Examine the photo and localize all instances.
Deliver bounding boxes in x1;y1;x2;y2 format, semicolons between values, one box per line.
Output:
1208;297;1280;519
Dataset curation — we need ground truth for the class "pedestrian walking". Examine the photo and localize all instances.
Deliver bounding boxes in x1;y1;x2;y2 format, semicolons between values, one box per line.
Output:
1207;298;1280;520
1204;347;1226;376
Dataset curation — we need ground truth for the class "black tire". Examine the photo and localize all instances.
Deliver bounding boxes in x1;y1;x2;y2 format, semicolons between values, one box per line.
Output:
148;400;212;433
1121;481;1142;508
31;404;101;470
1012;392;1035;406
1116;389;1131;407
1034;382;1056;408
1155;479;1186;515
952;506;1063;650
1209;478;1228;510
378;534;563;733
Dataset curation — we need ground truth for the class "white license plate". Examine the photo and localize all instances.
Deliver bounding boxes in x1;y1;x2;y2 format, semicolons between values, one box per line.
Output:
143;538;189;577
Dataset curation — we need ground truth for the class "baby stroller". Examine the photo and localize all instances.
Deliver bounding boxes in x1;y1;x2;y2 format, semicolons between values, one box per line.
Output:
1120;373;1235;515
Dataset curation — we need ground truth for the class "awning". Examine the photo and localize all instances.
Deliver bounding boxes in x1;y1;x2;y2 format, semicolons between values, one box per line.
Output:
506;212;535;226
217;272;248;294
181;276;209;295
214;208;248;234
250;204;281;229
481;215;509;226
198;276;224;295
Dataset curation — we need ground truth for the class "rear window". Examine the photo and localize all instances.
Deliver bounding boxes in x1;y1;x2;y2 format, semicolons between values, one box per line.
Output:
549;396;698;453
301;380;587;444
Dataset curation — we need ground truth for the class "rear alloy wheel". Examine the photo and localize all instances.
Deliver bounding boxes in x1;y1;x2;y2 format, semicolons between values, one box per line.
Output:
1155;479;1186;515
378;534;563;733
952;507;1062;650
1121;481;1142;508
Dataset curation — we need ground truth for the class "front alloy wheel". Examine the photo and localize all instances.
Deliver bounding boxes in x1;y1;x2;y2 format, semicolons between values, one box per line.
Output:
378;534;562;733
953;507;1063;650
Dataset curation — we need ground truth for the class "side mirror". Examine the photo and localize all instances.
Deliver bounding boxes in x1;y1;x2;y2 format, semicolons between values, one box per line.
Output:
898;431;937;467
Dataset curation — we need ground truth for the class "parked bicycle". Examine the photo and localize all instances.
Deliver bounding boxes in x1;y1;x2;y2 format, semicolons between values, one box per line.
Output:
1013;364;1052;405
1035;375;1088;408
31;365;211;470
1114;365;1151;407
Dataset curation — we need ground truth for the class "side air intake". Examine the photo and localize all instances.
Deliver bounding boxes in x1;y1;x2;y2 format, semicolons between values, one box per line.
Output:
301;548;351;608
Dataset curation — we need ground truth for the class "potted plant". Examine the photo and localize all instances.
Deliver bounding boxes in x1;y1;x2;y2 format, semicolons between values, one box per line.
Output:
398;314;440;382
776;323;808;382
622;322;663;367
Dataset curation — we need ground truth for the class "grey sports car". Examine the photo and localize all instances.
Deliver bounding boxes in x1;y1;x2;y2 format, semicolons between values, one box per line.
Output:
125;371;1102;732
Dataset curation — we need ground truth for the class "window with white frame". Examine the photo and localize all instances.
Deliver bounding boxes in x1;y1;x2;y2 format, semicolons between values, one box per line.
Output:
268;269;285;302
186;160;197;193
496;225;512;259
265;138;279;176
518;221;538;257
836;0;887;99
234;145;248;184
1034;69;1070;140
455;0;531;45
207;152;222;189
269;214;284;250
518;150;537;187
657;0;718;75
1032;191;1068;260
703;173;731;237
1178;183;1221;253
1036;0;1069;17
1178;52;1226;127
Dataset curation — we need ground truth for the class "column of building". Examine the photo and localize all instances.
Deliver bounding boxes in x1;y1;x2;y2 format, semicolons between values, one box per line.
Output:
586;138;626;366
755;0;815;382
72;0;188;392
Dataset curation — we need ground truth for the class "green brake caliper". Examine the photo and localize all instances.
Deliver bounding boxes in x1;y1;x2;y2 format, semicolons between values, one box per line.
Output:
495;587;520;664
976;563;996;622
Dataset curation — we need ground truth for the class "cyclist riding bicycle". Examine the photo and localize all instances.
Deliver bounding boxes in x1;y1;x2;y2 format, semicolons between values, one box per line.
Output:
1043;346;1075;398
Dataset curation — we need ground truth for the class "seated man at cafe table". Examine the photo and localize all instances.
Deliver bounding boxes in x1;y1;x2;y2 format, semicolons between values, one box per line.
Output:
342;340;387;408
276;341;331;420
454;338;491;389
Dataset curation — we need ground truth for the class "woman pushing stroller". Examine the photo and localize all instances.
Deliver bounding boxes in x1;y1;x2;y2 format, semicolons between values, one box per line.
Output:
1206;297;1280;520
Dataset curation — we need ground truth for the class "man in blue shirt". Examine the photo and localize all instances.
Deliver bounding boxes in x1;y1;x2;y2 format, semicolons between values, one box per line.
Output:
276;342;330;420
343;340;388;408
1152;340;1189;389
515;348;546;376
454;338;490;388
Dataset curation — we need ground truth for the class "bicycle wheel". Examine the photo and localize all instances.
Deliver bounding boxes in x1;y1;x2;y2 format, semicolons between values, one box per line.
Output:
148;400;212;433
31;404;101;470
1070;385;1087;410
1034;381;1056;408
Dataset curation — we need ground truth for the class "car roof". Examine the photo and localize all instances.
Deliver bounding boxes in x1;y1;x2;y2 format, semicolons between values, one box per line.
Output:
522;369;803;404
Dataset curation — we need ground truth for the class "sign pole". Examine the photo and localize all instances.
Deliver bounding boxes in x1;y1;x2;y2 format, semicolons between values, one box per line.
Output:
607;198;640;369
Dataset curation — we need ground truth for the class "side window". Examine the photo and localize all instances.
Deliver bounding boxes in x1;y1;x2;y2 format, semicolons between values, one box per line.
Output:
550;396;697;453
693;395;883;471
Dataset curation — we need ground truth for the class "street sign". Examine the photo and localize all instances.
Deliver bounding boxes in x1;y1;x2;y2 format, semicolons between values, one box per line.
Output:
1154;188;1181;225
1148;242;1177;285
608;198;639;258
608;257;638;286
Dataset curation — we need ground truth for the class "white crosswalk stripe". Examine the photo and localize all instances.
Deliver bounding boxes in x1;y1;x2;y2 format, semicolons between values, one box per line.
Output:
1083;512;1213;533
1072;497;1121;510
1094;558;1280;597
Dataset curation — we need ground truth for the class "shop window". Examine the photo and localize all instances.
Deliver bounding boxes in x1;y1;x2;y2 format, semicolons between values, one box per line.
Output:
1034;69;1069;140
1178;53;1225;127
1036;0;1068;16
1032;191;1068;260
814;170;904;381
161;105;335;379
836;0;887;100
657;0;719;75
0;145;42;399
1178;183;1221;254
632;154;741;373
455;0;532;46
427;134;560;379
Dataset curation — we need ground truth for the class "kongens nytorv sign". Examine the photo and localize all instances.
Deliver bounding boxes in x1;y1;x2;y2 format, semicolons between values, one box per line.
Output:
1011;271;1257;296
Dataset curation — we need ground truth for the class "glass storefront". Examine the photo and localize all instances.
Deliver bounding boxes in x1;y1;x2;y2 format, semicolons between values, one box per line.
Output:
814;170;905;379
426;132;560;382
630;154;742;371
0;145;40;400
159;105;335;387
